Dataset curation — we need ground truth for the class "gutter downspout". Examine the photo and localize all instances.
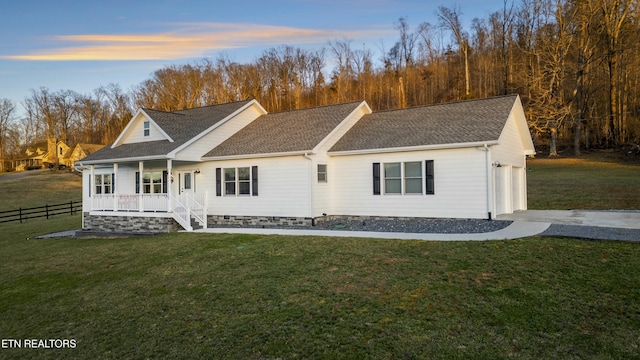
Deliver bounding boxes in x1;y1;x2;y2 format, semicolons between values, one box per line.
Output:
303;153;314;226
484;144;491;220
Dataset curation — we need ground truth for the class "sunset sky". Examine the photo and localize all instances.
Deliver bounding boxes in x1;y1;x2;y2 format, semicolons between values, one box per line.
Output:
1;0;505;107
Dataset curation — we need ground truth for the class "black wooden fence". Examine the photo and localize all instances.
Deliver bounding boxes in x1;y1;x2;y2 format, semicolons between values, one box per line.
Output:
0;201;82;224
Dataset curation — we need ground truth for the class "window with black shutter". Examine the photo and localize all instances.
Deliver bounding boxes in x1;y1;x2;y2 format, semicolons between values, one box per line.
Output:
215;168;221;196
373;163;381;195
425;160;435;195
162;171;168;193
252;166;258;196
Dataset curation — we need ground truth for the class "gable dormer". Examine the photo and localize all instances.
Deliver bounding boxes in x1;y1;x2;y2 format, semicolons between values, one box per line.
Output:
111;109;173;148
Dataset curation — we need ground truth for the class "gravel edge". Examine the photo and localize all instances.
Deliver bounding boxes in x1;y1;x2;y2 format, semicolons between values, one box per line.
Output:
211;218;513;234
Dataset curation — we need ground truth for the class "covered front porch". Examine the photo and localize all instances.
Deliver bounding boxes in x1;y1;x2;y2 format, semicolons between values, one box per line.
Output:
85;158;207;231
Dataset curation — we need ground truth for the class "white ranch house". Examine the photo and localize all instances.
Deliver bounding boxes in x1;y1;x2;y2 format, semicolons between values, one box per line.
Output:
77;95;535;233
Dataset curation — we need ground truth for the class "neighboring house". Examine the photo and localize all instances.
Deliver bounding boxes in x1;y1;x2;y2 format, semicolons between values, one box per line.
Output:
12;138;57;171
77;95;535;233
67;143;106;169
56;141;71;167
12;138;105;171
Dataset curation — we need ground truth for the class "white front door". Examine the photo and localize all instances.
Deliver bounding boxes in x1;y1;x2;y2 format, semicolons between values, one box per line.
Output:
179;171;195;195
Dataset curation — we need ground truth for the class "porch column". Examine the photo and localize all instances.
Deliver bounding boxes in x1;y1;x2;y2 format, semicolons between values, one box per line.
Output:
89;165;94;211
113;163;118;211
166;159;172;212
139;161;144;212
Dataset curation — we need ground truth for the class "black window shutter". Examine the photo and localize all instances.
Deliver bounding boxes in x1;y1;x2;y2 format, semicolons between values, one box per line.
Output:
215;168;221;196
135;171;140;194
89;175;91;197
251;166;258;196
162;171;168;193
373;163;380;195
112;173;115;194
425;160;434;195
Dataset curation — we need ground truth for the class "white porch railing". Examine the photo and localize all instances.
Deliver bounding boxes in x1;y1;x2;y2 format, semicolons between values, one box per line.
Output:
92;194;170;212
180;193;207;228
169;194;191;231
91;193;206;230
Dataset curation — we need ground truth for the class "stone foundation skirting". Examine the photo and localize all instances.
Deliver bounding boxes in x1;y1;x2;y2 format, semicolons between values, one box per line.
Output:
208;214;437;228
83;212;181;233
208;215;313;227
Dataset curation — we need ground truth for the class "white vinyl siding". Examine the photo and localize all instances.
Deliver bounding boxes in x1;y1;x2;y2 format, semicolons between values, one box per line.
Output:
331;148;488;219
494;113;528;167
492;111;530;215
121;114;167;144
203;156;311;217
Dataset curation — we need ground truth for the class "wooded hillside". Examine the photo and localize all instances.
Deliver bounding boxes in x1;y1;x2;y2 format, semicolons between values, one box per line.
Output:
1;0;638;163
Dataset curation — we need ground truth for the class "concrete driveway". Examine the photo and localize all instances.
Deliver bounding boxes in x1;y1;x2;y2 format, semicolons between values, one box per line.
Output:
0;169;49;182
497;210;640;230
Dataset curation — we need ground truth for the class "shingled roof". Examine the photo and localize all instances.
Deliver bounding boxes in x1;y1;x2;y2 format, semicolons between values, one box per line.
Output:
329;95;518;153
81;99;253;162
204;101;364;158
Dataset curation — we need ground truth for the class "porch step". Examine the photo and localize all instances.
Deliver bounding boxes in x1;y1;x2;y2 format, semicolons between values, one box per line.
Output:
190;217;203;230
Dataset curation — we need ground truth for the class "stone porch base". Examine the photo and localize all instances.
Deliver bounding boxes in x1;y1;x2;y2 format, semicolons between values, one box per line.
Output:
83;212;181;233
207;215;313;227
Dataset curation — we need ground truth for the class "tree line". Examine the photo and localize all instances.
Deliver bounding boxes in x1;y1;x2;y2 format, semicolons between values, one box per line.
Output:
1;0;638;169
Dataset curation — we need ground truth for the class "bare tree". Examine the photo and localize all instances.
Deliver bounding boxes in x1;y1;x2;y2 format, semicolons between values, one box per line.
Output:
328;39;356;103
571;0;599;155
0;99;17;171
29;87;56;139
598;0;635;146
437;5;471;97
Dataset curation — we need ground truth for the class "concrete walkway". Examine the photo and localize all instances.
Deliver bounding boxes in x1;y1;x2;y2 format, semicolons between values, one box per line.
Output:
497;210;640;230
36;210;638;241
195;221;551;241
196;210;640;241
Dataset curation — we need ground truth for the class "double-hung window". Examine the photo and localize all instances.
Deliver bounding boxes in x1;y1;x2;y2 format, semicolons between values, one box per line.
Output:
384;163;402;194
404;161;423;194
224;168;236;195
94;174;114;194
317;164;327;183
143;121;150;137
135;171;167;194
374;160;434;195
238;167;251;195
217;166;258;196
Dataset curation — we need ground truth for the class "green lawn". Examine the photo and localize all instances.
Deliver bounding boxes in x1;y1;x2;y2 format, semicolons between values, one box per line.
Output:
0;170;82;211
527;156;640;210
1;158;640;359
1;232;639;359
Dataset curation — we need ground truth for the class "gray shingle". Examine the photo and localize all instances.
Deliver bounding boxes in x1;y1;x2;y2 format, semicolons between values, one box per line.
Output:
81;100;253;162
329;95;518;152
81;95;519;163
205;101;363;157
